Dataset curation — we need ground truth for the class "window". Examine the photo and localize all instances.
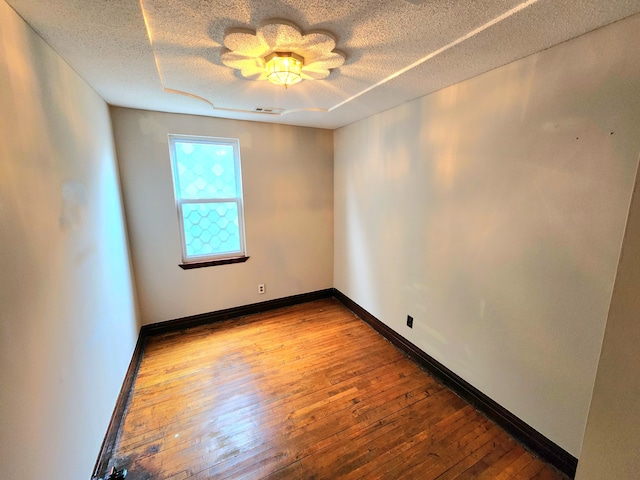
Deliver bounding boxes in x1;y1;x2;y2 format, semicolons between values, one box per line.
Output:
168;135;247;268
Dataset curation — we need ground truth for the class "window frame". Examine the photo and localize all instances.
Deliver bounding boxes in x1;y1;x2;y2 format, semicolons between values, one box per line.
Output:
168;134;247;267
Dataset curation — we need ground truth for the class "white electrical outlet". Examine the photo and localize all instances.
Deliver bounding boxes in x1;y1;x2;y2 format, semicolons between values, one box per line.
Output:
258;283;265;294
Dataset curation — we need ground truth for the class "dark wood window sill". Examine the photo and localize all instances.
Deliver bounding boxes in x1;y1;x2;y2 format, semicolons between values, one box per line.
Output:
179;256;249;270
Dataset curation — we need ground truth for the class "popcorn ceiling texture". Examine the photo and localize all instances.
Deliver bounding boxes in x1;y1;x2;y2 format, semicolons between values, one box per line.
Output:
221;20;345;81
6;0;640;129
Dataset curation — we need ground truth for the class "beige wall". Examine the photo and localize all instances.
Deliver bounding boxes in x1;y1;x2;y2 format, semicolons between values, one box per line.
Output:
0;2;139;479
576;158;640;478
3;0;639;472
111;108;334;325
334;14;640;456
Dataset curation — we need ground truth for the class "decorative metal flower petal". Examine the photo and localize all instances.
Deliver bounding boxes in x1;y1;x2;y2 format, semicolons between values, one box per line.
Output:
221;19;345;84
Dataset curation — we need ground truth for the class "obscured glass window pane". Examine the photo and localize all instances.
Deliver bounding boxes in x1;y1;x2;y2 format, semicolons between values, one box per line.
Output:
181;202;240;257
169;135;245;263
174;142;237;199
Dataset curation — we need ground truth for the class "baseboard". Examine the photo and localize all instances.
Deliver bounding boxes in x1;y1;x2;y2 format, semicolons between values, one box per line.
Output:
331;288;578;478
142;288;334;337
92;288;334;478
92;331;147;480
94;288;576;478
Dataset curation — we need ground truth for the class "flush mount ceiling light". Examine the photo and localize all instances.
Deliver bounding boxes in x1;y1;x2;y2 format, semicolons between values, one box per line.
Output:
264;52;304;88
221;19;345;89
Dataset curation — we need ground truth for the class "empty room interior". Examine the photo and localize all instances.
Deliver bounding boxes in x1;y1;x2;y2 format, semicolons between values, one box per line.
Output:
2;0;640;479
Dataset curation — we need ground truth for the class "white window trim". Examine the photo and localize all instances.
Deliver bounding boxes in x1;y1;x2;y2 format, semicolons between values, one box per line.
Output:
168;134;247;265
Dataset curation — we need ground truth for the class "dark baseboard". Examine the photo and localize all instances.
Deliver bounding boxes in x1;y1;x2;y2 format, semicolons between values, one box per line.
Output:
93;288;334;478
331;288;578;478
142;288;334;337
95;288;576;478
92;331;147;480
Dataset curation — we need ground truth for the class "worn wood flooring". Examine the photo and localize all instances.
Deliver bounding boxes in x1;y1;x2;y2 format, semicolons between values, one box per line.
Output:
109;298;567;479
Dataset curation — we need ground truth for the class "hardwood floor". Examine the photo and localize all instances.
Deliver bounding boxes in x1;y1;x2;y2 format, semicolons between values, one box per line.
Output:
108;299;568;479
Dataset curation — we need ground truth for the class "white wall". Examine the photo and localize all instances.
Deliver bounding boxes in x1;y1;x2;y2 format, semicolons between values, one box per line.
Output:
111;108;334;325
334;14;640;457
0;2;139;479
576;158;640;478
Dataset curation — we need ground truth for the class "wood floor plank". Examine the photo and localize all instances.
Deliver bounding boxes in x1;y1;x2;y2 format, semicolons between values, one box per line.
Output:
108;299;568;480
374;422;500;479
474;444;528;480
118;360;436;467
340;404;477;479
532;466;567;480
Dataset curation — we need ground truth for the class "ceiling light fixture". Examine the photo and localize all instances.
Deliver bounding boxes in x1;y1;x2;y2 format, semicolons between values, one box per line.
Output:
264;52;304;88
221;19;345;89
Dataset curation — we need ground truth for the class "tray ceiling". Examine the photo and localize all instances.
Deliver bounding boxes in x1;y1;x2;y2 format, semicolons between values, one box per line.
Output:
6;0;640;129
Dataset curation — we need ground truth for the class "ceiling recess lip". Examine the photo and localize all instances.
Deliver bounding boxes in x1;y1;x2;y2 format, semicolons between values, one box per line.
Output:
128;0;640;124
7;0;640;129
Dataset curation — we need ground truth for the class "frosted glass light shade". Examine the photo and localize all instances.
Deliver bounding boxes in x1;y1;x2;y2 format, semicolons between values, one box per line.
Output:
264;52;304;88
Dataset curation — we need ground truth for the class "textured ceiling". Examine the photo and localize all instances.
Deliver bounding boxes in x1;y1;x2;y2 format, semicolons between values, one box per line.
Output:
7;0;640;129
